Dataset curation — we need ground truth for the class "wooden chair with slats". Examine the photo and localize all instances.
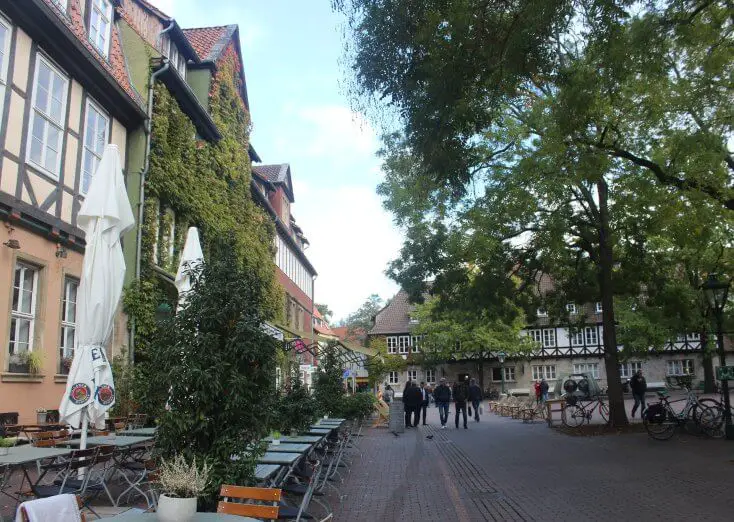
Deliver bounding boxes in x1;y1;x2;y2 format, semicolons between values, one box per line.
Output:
29;431;56;447
217;485;282;519
114;422;127;433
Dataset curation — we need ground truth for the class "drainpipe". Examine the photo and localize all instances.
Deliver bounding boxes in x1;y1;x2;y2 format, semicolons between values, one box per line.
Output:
311;274;316;369
128;24;174;365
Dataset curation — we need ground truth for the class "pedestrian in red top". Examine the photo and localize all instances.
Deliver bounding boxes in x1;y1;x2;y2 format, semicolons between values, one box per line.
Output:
534;380;541;404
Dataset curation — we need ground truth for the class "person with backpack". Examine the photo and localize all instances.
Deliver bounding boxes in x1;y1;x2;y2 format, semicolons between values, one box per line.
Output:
540;379;550;402
453;377;470;429
384;384;394;404
630;369;647;418
433;378;452;428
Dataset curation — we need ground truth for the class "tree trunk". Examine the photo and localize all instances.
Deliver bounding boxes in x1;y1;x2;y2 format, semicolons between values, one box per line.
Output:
597;180;628;427
701;331;715;393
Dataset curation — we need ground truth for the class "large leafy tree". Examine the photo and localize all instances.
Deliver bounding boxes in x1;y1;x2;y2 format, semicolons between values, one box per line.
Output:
138;236;278;505
343;294;384;338
336;0;734;426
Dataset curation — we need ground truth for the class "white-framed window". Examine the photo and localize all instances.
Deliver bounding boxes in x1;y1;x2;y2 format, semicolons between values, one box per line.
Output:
89;0;113;58
386;336;397;354
675;334;685;342
59;277;78;371
542;328;556;348
585;326;598;345
566;303;577;315
410;335;421;353
388;371;399;385
51;0;68;10
426;369;435;383
81;98;109;194
407;369;417;382
409;317;419;324
527;329;542;345
536;307;548;317
532;365;556;380
573;362;599;379
687;333;701;341
0;15;11;134
275;367;282;388
619;361;642;378
398;335;410;354
595;302;603;313
28;55;68;177
667;359;694;376
492;367;515;382
9;263;39;366
569;329;584;346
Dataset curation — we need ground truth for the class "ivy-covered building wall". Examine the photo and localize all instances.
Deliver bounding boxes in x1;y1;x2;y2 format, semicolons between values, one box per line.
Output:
124;38;282;361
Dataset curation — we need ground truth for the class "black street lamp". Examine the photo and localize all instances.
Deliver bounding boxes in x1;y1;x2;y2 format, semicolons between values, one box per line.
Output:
701;273;732;439
498;352;507;395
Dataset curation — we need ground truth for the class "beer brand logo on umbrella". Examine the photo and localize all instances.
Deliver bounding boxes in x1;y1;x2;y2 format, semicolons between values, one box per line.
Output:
96;384;115;406
69;383;91;405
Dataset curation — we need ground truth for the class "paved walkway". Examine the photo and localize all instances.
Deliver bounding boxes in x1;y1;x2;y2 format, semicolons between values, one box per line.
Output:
329;406;734;521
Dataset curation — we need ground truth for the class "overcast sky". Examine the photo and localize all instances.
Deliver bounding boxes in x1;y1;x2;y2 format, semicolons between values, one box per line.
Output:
149;0;402;321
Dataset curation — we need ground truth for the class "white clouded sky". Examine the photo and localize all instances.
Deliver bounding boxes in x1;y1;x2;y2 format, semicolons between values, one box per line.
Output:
147;1;402;320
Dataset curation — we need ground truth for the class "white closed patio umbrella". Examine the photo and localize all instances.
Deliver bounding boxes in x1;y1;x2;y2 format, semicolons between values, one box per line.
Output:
174;227;204;310
59;144;135;449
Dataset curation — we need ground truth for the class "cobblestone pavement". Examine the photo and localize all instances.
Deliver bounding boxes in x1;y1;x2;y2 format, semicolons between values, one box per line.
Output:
328;405;734;522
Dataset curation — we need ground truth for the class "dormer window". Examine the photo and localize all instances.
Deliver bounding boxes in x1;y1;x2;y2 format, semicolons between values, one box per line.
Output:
168;43;187;80
89;0;113;58
566;303;577;315
536;307;548;317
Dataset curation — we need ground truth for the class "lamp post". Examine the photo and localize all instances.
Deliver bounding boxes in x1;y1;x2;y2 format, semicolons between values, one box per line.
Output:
498;352;507;395
702;273;732;439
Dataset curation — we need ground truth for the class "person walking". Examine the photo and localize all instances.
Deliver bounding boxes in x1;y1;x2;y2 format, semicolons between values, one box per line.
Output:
384;384;394;404
468;378;482;422
453;377;470;429
434;378;452;428
402;381;413;428
534;380;541;404
419;382;430;425
406;381;423;427
540;378;549;402
630;369;647;418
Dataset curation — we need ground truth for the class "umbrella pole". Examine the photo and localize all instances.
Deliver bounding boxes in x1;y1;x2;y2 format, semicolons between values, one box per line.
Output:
79;410;89;478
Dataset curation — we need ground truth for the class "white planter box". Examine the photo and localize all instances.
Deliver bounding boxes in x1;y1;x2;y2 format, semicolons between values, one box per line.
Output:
157;494;196;522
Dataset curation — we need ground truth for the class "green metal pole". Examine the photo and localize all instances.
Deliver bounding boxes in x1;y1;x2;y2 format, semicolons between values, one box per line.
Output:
500;362;506;395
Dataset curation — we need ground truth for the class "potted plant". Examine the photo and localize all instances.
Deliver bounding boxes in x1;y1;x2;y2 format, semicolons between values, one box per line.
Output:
36;408;47;424
0;437;17;456
271;431;281;445
156;454;210;522
8;353;29;373
27;351;43;375
61;356;73;374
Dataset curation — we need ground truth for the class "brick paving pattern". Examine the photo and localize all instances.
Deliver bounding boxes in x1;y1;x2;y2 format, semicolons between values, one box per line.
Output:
329;405;734;521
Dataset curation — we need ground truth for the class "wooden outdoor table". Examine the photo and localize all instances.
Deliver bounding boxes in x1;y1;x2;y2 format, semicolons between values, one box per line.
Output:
105;513;257;521
116;427;157;437
64;435;154;447
267;443;311;454
264;435;322;444
0;446;72;502
4;423;67;434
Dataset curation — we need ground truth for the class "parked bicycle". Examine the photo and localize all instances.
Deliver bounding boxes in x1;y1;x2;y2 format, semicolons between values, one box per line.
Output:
644;381;724;440
562;395;609;428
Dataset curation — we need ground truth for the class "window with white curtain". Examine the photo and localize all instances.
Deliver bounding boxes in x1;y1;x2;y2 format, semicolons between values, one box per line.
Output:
89;0;113;57
81;99;109;194
0;15;11;133
9;263;39;366
28;56;68;177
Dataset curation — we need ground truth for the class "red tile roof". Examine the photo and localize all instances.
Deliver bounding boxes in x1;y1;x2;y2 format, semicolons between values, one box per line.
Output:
182;25;233;62
43;0;144;109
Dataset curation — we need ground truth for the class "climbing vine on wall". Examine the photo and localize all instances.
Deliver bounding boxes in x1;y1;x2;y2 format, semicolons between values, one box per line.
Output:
124;49;283;366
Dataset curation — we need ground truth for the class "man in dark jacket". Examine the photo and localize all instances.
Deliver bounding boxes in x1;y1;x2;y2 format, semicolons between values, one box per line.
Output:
468;378;483;422
433;378;452;428
540;379;550;402
403;381;423;427
453;377;470;429
419;382;430;425
630;370;647;418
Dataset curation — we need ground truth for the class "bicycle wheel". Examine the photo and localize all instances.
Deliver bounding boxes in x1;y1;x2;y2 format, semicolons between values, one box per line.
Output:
598;400;609;423
562;404;584;428
699;406;725;438
644;406;677;440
